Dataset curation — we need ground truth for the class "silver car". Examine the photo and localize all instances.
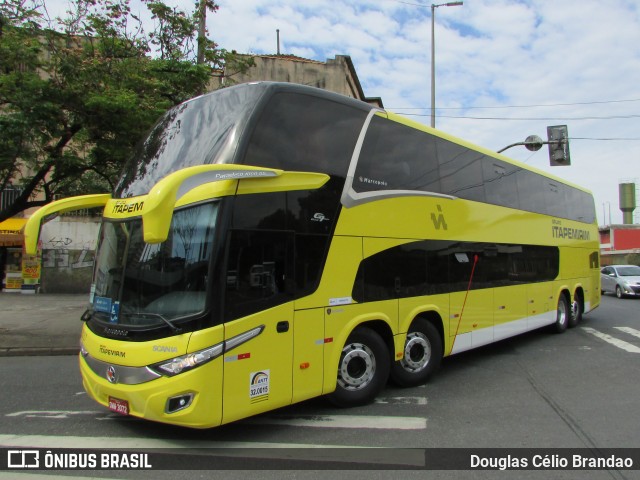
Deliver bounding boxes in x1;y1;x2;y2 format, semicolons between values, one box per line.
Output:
601;265;640;298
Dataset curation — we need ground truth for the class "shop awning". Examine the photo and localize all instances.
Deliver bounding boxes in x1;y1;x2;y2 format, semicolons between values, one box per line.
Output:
0;218;27;247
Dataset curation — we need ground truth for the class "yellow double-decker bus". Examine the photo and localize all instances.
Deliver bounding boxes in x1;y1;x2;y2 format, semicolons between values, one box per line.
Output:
25;82;600;428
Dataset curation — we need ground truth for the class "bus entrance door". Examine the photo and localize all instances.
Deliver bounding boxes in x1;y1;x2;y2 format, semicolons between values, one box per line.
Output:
221;302;294;424
292;308;325;404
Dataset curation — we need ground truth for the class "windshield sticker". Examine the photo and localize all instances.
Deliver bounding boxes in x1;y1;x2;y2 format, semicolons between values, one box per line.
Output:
249;370;270;403
110;301;120;324
94;296;112;314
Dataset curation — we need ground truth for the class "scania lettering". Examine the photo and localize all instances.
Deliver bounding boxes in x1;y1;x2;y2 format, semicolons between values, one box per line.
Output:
25;82;600;428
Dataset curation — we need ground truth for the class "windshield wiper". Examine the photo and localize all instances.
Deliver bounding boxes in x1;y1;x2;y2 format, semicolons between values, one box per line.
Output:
123;312;183;334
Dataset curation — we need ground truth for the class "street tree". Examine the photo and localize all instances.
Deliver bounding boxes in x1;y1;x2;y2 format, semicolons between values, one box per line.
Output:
0;0;253;221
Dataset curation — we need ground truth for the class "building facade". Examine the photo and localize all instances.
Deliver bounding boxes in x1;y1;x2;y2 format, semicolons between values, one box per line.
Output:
212;54;382;107
599;224;640;266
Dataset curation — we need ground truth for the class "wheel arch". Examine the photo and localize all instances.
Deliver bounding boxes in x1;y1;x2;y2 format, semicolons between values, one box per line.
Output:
323;316;395;395
412;310;445;354
574;285;585;308
360;319;396;357
556;286;572;304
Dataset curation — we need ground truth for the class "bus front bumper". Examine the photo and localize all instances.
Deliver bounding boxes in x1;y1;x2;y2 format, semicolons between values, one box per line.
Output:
79;353;223;429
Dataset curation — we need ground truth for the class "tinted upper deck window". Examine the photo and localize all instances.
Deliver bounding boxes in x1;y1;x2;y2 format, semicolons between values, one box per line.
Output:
242;92;369;178
354;116;595;224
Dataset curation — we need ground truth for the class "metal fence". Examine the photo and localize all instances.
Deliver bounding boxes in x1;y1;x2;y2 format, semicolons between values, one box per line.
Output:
0;186;22;213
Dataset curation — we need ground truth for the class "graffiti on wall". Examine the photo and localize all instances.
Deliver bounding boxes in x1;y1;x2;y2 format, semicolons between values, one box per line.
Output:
46;237;73;248
42;249;94;269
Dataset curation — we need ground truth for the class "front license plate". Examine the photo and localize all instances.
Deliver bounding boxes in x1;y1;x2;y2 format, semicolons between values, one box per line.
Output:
108;396;129;415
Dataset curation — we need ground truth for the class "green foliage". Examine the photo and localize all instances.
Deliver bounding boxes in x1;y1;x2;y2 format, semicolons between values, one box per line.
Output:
0;0;253;221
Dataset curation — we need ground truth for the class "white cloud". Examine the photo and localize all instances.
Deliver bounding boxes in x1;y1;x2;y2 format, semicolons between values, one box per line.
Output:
40;0;640;224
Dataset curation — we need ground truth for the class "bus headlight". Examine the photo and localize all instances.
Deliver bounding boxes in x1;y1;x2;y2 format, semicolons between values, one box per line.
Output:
150;343;224;376
80;340;89;358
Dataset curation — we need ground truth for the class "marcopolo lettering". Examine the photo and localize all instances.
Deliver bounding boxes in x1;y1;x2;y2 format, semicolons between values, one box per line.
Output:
104;327;128;337
358;176;388;187
214;170;274;180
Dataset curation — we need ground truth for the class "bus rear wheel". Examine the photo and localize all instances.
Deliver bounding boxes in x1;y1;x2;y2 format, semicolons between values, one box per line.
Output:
568;292;583;328
327;327;390;407
553;294;569;333
390;318;442;387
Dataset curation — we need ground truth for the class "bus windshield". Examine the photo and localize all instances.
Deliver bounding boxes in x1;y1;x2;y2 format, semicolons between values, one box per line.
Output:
91;202;218;328
115;84;265;197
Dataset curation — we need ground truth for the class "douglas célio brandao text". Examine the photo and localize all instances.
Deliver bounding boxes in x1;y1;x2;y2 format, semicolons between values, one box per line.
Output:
470;454;634;470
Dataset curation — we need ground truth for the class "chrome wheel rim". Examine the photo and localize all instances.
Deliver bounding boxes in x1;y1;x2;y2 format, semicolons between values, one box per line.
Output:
337;342;376;391
558;299;568;326
400;332;431;372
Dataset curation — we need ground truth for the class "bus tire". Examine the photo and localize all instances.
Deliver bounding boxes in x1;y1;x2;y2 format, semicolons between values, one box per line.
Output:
568;292;583;328
327;327;390;407
390;318;442;387
553;294;569;333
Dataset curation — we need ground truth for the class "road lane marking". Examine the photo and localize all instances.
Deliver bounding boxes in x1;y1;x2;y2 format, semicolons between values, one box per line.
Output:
581;327;640;353
244;414;427;430
6;410;427;430
6;410;102;419
614;326;640;340
374;396;428;405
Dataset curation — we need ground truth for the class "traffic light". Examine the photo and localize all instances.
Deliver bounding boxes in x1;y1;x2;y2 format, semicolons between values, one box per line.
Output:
547;125;570;166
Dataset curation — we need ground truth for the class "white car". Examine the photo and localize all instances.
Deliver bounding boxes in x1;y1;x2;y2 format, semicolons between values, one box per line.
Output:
601;265;640;298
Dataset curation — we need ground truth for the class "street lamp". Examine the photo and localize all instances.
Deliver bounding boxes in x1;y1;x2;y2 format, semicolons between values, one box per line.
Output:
431;1;463;128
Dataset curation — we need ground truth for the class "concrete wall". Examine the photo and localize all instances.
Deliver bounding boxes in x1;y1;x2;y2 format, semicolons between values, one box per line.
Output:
39;217;100;293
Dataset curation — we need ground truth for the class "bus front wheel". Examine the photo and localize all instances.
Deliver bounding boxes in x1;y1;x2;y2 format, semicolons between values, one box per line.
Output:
327;327;390;407
390;318;442;387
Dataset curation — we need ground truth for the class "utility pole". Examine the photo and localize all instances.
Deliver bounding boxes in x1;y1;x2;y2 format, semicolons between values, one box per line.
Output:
430;2;463;128
196;0;207;65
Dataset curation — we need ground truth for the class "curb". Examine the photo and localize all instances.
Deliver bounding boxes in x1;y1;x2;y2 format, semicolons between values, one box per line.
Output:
0;347;79;357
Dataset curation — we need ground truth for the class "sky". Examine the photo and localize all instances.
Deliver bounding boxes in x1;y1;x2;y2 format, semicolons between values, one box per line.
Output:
45;0;640;225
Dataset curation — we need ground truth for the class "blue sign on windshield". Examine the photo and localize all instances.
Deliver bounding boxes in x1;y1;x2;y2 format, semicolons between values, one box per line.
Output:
94;296;112;313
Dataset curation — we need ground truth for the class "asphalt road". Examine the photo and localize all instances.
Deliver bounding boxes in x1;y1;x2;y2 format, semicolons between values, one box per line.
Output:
1;294;639;480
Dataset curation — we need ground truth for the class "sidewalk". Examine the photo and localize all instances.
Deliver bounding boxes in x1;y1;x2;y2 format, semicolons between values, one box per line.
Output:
0;293;88;356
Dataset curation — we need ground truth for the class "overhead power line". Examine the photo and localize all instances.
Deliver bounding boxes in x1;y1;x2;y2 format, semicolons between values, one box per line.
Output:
396;113;640;121
570;137;640;141
391;97;640;111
